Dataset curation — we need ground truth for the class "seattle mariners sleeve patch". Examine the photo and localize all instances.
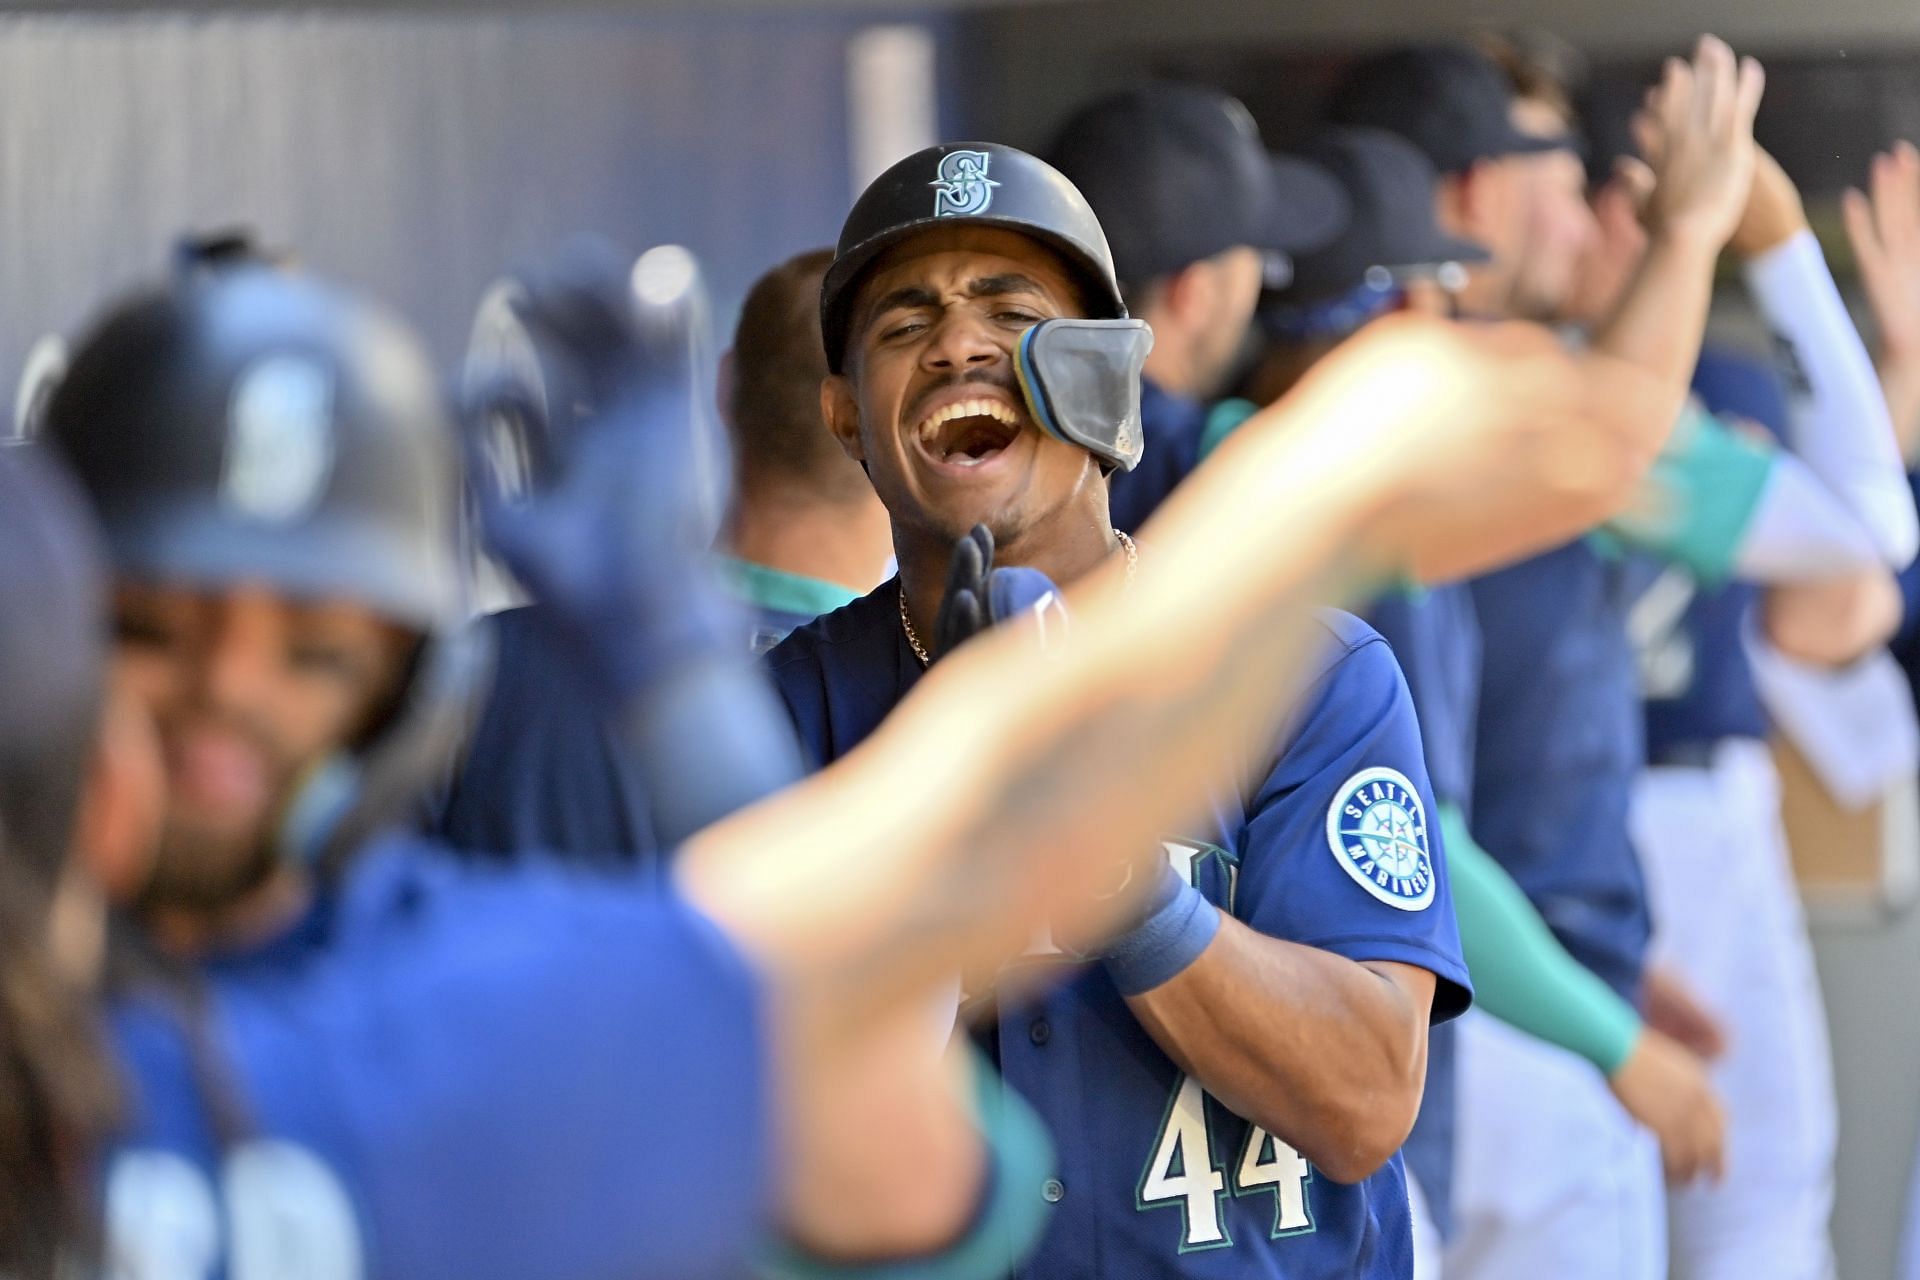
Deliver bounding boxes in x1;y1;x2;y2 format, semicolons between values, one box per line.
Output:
1324;767;1434;911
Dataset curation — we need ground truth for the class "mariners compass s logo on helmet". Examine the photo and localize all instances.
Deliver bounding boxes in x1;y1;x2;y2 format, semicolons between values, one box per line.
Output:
930;150;1000;217
221;354;337;524
1325;767;1434;911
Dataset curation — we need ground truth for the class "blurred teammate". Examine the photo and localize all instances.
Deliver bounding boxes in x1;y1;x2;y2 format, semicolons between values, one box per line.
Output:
35;258;1074;1279
1543;57;1915;1276
1329;42;1595;326
3;222;1691;1279
1047;84;1348;533
717;247;892;651
1330;36;1769;1280
1232;122;1729;1275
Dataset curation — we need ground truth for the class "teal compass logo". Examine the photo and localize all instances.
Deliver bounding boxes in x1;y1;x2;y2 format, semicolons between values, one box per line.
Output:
1325;767;1433;911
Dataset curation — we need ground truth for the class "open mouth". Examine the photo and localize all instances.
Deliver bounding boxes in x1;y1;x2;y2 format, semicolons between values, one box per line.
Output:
913;397;1025;470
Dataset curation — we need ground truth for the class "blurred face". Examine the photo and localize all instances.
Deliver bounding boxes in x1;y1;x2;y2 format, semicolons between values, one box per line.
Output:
1187;246;1268;397
1447;102;1597;322
1564;172;1651;327
824;227;1103;547
1502;98;1599;321
110;581;415;911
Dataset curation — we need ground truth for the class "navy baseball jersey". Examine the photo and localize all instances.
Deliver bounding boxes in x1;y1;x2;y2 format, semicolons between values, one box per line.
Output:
768;582;1470;1279
1108;377;1208;535
103;834;767;1280
1469;541;1652;1002
425;605;657;864
1361;585;1480;813
1359;583;1480;1240
1640;349;1792;758
1896;470;1920;717
423;558;865;862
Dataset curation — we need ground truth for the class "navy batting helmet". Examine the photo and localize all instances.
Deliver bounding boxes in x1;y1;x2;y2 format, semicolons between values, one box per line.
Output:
45;264;460;631
821;142;1127;376
42;262;486;871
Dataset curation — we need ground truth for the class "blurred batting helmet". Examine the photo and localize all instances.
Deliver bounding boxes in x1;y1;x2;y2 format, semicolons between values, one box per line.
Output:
42;262;486;871
821;142;1127;376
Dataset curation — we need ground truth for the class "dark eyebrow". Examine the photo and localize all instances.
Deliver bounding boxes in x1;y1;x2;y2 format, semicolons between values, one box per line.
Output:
966;273;1047;299
865;284;941;319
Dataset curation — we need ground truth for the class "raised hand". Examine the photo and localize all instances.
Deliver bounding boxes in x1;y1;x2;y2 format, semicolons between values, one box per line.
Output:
932;524;1070;660
1634;35;1767;251
464;241;738;699
1843;140;1920;453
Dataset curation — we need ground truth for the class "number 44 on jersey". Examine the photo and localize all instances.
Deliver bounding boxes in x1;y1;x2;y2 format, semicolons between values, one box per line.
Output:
1138;1074;1315;1251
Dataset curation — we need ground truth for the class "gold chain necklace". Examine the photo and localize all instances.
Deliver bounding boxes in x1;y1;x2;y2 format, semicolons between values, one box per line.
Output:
900;530;1136;668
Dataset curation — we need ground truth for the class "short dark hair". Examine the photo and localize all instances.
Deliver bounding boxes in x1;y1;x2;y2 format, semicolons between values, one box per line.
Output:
725;248;840;483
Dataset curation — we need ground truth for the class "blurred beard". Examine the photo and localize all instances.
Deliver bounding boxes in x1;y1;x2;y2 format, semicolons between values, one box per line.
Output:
134;819;281;916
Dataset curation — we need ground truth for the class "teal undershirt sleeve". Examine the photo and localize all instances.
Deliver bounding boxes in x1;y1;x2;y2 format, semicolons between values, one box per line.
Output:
756;1048;1055;1280
1440;802;1641;1077
1592;401;1778;585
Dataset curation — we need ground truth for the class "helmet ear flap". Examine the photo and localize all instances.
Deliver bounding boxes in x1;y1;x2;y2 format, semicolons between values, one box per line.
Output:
1014;319;1154;473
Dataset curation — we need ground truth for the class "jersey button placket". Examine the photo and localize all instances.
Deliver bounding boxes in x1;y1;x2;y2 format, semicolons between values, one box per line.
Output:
1028;1019;1050;1046
1041;1178;1065;1203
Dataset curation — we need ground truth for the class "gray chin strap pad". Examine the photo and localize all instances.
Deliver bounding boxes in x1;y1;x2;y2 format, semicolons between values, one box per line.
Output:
1015;318;1154;473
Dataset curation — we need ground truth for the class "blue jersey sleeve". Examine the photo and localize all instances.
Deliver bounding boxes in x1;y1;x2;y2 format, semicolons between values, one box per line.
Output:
1234;619;1472;1022
339;868;771;1279
105;857;773;1280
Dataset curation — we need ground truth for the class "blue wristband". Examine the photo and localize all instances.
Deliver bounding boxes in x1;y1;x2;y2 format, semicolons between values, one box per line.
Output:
1102;863;1221;996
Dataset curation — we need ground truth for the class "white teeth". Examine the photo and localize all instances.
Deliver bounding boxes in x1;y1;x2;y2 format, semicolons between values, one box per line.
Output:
914;397;1018;441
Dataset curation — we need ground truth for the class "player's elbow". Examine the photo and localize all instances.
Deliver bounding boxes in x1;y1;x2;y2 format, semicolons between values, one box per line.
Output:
1285;1057;1424;1184
1763;572;1903;667
1297;1090;1420;1184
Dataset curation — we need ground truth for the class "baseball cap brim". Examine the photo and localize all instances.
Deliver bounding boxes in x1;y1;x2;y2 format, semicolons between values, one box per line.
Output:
1486;125;1585;163
1391;226;1492;275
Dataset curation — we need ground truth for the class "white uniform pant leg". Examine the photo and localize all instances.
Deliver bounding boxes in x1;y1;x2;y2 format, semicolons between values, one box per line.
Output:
1446;1009;1666;1280
1631;739;1838;1280
1408;1171;1443;1280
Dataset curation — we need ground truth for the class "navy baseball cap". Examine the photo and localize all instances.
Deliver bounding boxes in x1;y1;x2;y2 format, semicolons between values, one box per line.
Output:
1276;128;1490;307
1326;43;1577;176
1049;84;1349;288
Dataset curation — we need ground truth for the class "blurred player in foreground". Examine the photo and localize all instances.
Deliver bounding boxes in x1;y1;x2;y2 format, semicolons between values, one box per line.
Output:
0;224;1684;1280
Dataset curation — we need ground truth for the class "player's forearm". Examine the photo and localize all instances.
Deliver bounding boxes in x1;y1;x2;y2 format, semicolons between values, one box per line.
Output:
1744;230;1918;566
679;320;1667;1011
1125;916;1432;1183
1590;227;1719;406
776;1024;985;1262
679;409;1380;1014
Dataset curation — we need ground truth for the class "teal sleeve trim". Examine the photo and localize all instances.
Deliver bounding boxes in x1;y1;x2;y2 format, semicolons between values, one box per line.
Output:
755;1050;1056;1280
1198;397;1259;463
1440;804;1641;1076
718;556;864;620
1599;402;1778;584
